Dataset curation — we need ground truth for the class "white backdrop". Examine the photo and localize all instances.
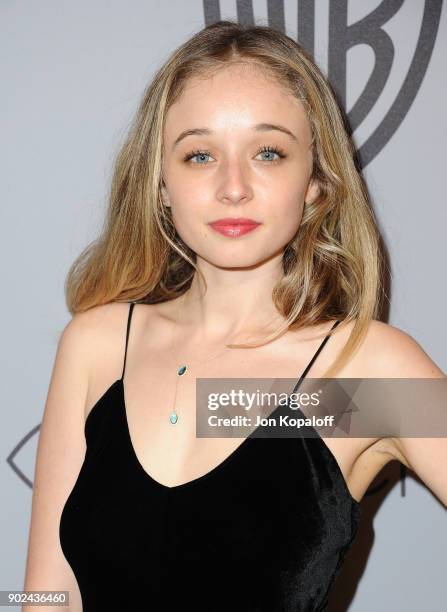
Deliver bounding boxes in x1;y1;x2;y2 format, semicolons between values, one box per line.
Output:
1;1;446;609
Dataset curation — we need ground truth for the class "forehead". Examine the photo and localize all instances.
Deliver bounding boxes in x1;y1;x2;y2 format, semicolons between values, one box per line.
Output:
163;63;311;144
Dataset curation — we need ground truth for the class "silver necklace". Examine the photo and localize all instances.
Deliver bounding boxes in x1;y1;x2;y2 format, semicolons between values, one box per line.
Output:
168;292;237;425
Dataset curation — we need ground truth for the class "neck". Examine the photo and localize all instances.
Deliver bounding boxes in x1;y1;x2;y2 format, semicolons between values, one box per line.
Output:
180;255;287;343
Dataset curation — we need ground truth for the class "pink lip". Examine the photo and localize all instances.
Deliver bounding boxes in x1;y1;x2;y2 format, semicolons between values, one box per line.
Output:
208;218;262;238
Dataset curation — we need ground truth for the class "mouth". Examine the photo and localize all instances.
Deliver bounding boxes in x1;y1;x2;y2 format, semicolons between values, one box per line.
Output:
208;218;262;238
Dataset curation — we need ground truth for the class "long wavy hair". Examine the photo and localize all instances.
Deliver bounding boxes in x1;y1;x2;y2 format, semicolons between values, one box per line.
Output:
65;19;386;377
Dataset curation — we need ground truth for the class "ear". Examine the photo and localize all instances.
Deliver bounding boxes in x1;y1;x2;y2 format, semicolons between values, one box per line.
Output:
304;178;321;205
160;181;171;207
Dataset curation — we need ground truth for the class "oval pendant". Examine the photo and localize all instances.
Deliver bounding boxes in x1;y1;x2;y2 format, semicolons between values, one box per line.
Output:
178;365;187;376
169;412;178;424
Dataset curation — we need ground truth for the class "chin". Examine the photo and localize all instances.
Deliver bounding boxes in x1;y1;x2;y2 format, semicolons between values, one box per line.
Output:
196;248;282;270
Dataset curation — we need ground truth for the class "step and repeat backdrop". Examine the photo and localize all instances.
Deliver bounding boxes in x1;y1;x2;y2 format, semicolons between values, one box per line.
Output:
2;1;446;609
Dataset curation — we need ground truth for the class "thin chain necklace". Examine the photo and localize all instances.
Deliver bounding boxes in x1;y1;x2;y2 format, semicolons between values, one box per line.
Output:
167;291;238;425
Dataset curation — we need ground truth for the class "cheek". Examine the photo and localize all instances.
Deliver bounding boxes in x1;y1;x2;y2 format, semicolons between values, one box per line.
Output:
269;188;305;239
169;195;208;248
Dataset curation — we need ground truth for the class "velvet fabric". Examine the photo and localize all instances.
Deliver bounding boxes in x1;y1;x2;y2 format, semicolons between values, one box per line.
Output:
59;304;362;611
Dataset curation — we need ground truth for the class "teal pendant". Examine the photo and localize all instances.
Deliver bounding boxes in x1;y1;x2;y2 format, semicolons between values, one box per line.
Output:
170;364;186;424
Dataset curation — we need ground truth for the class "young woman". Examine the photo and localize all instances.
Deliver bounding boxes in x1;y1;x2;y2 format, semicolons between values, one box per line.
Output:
24;20;446;612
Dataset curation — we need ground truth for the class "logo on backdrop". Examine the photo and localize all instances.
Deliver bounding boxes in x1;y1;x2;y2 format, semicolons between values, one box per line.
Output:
204;0;443;168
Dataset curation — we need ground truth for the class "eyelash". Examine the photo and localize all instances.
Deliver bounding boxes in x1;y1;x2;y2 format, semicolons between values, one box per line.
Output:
183;144;287;165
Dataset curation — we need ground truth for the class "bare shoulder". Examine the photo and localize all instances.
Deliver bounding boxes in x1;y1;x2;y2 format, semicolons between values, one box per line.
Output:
358;321;447;505
66;301;149;372
79;301;168;418
336;319;446;470
65;301;132;341
46;302;133;406
340;318;445;378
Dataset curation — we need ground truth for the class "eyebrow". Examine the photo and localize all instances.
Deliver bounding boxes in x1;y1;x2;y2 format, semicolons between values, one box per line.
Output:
172;122;298;149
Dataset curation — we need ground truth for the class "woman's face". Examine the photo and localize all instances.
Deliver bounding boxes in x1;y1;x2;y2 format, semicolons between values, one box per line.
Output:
161;63;319;269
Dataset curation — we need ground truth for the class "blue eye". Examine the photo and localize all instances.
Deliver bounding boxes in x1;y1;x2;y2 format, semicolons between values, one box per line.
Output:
183;145;287;165
184;150;212;164
255;145;286;162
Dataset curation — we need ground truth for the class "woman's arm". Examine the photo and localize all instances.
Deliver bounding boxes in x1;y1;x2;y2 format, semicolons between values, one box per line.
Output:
22;314;92;612
369;323;447;507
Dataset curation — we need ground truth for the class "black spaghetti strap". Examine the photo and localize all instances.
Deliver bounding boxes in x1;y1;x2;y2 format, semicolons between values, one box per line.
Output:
121;302;136;381
291;319;341;394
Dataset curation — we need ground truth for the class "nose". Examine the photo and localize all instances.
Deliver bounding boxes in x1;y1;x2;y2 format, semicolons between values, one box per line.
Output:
215;158;253;205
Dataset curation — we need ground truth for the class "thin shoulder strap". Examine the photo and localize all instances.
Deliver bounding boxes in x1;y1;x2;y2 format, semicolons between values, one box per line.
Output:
121;302;136;381
291;319;341;394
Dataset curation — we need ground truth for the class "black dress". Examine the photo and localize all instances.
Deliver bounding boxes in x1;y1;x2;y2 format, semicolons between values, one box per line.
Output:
59;302;362;611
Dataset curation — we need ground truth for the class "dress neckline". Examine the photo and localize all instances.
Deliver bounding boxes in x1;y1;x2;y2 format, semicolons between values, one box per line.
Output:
119;378;361;510
120;376;257;491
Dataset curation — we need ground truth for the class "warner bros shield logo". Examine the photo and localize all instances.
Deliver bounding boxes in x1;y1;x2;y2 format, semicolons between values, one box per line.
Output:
203;0;443;169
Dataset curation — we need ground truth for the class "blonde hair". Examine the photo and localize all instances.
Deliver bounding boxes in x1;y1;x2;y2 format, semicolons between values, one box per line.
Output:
65;20;387;377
